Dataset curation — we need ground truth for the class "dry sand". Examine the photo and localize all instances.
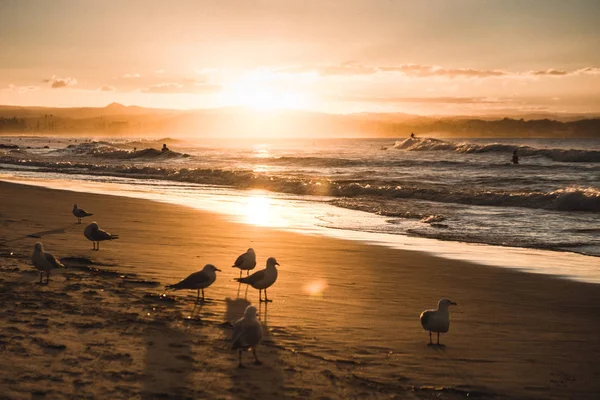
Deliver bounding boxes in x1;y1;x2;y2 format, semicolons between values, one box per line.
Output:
1;180;600;399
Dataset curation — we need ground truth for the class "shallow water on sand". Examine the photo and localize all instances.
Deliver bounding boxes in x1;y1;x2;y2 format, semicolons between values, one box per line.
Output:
2;173;598;284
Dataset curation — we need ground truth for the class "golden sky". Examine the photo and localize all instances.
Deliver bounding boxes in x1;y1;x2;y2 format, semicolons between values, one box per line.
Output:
1;0;600;115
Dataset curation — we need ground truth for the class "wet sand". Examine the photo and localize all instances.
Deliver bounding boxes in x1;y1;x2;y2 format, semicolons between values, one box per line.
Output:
1;180;600;399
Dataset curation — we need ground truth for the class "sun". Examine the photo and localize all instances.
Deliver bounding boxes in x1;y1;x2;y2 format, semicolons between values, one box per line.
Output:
217;72;312;110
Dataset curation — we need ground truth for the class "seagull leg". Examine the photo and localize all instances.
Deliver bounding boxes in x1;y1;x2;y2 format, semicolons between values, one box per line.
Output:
437;333;440;345
46;271;50;284
252;347;262;365
201;289;205;302
237;349;245;368
259;289;263;302
239;270;242;279
429;331;432;345
39;271;43;284
264;289;272;303
97;242;100;251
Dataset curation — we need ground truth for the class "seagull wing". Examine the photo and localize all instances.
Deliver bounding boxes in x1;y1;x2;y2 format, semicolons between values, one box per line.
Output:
237;269;265;285
231;320;247;349
44;252;64;269
167;271;210;290
83;226;94;240
244;321;262;347
233;253;246;268
96;228;117;241
420;310;432;329
232;319;262;349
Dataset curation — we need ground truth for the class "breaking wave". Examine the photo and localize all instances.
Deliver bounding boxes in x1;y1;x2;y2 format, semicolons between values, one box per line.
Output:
2;157;598;212
394;137;600;162
59;142;188;159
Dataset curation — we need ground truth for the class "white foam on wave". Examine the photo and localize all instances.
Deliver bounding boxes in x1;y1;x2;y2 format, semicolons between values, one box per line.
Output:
394;137;600;162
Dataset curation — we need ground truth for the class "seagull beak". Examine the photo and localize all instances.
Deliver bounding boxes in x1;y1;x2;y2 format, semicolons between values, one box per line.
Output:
275;262;280;266
216;268;222;272
451;301;458;305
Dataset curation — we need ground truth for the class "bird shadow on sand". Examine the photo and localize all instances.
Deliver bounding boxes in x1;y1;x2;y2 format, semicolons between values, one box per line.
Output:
225;297;251;325
226;297;286;398
5;225;71;241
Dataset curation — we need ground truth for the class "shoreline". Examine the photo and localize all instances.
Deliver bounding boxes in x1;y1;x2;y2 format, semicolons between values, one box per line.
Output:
2;180;600;399
2;173;599;284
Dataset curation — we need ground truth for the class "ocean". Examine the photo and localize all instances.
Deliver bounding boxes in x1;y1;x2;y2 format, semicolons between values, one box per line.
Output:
1;134;599;282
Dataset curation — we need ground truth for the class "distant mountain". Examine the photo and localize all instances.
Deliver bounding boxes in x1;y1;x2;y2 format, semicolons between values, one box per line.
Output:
0;104;599;138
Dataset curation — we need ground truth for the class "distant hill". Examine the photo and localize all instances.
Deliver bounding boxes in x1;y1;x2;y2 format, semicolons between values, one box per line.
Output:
0;103;599;138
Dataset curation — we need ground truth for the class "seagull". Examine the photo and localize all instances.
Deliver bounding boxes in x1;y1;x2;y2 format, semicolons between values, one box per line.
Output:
31;242;65;284
165;264;221;302
83;222;119;251
232;305;262;367
72;204;93;224
235;257;279;302
420;298;457;345
232;248;256;278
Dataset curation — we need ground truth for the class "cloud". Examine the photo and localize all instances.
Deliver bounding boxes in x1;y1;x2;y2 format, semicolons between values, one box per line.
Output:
2;84;40;93
19;85;40;93
99;85;115;91
141;81;221;94
574;67;600;75
278;63;507;78
44;75;77;88
530;69;568;76
277;63;600;79
122;73;141;79
530;67;600;76
154;69;165;74
380;65;508;78
336;94;518;105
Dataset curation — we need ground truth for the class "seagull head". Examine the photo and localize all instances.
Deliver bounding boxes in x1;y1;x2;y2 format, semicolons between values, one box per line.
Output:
88;222;99;230
204;264;221;272
438;298;458;309
244;305;258;319
73;204;78;209
34;242;43;252
266;257;279;268
247;248;255;255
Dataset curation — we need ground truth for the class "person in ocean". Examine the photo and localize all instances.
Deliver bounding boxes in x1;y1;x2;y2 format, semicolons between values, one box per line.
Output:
512;149;519;164
161;143;170;152
410;132;415;138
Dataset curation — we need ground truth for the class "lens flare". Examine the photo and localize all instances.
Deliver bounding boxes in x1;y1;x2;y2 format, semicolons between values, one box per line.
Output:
303;279;328;298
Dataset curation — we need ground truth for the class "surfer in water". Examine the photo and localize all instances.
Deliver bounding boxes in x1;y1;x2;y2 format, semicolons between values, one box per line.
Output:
512;149;519;164
161;143;170;152
410;132;415;139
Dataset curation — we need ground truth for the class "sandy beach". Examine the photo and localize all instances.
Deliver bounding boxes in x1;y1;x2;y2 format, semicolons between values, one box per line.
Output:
1;180;600;399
